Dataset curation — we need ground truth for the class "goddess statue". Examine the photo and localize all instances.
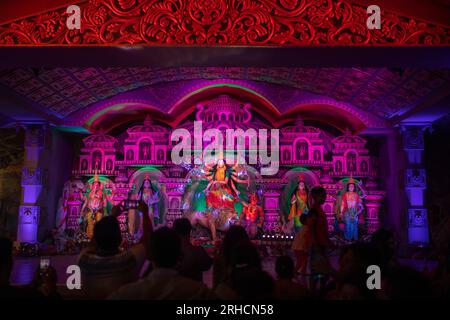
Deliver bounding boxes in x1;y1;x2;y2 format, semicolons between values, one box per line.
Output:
80;175;107;239
288;175;309;232
137;175;165;227
336;177;365;241
183;154;249;241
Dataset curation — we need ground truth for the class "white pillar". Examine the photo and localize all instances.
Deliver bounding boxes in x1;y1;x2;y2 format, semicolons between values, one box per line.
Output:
400;123;432;244
17;124;46;243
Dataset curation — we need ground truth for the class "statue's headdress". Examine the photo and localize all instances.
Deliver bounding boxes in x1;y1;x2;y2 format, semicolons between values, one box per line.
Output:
298;173;306;182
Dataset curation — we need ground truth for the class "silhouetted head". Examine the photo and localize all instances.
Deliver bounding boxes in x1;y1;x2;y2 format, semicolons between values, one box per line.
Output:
338;242;383;299
311;186;326;205
339;242;382;277
221;225;250;264
148;227;181;268
173;218;192;238
230;241;261;271
275;255;295;279
93;216;122;256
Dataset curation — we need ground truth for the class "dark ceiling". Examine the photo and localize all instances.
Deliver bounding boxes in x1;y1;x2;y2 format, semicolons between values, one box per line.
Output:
0;67;448;129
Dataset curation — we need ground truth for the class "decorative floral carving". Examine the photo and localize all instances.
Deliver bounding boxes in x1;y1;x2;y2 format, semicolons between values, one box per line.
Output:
0;0;447;45
408;208;427;227
21;167;42;186
406;169;426;188
19;206;40;225
401;125;432;150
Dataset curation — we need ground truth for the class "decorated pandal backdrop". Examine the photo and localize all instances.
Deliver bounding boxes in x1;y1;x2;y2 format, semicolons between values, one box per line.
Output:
57;94;385;242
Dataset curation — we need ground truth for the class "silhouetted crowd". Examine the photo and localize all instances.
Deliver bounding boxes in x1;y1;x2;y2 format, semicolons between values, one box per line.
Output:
1;189;450;300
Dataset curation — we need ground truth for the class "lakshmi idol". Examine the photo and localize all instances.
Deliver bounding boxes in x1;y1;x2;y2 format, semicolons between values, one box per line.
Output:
80;175;107;239
340;177;364;241
288;175;309;232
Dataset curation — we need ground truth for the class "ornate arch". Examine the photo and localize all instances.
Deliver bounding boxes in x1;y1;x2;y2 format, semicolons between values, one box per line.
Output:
129;167;165;186
0;0;447;45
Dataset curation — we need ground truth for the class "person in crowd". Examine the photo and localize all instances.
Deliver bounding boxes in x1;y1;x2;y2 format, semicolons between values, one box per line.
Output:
212;225;249;290
109;227;214;299
429;239;450;298
172;218;212;282
214;239;262;299
274;255;310;300
292;213;313;276
313;242;383;300
309;186;329;251
31;264;61;300
227;241;274;300
370;228;398;270
308;186;330;292
232;267;274;300
0;237;43;300
379;265;434;299
78;201;151;299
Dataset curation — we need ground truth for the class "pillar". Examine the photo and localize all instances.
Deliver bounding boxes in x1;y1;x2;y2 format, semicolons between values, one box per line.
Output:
17;124;46;243
400;123;432;245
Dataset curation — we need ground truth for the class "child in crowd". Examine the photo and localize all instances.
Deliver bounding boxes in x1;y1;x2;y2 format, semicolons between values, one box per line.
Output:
292;213;313;275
